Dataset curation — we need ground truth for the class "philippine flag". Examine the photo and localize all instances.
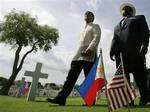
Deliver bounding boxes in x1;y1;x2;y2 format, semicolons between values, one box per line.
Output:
19;83;29;96
78;55;106;107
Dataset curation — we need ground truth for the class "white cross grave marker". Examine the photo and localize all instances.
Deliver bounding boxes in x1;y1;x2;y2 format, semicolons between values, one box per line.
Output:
24;62;48;101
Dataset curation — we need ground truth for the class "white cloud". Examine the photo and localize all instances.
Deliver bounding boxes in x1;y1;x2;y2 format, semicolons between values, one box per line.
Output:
99;28;116;81
70;1;79;12
53;46;73;67
69;13;81;20
31;10;58;27
85;0;103;10
21;50;69;84
0;0;58;27
146;45;150;68
0;44;15;78
0;0;37;2
0;14;3;21
0;47;69;84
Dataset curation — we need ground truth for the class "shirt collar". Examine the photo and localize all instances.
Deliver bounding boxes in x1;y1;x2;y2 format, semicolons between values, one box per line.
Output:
86;22;93;25
85;22;93;28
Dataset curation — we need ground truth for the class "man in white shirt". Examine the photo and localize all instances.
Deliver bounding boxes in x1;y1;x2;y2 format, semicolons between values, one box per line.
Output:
47;11;101;106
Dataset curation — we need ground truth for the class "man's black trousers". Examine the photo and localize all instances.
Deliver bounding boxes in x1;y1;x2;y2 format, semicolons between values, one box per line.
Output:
57;59;96;100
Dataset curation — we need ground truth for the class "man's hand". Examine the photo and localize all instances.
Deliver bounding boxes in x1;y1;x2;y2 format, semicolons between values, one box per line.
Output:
140;46;148;57
110;52;115;61
81;49;92;56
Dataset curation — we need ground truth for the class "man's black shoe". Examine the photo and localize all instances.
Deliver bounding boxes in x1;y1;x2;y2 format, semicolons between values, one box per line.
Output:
139;97;148;106
129;100;134;106
46;98;66;106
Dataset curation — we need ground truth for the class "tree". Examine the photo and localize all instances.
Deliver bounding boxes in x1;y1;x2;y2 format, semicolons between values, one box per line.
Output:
0;77;8;86
0;10;59;95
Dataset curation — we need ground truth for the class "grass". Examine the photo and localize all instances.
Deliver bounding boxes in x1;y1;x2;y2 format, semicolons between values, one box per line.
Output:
0;96;150;112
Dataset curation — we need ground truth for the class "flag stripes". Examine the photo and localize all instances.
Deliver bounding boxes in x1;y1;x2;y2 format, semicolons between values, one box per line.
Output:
107;76;125;89
106;65;136;111
78;53;106;107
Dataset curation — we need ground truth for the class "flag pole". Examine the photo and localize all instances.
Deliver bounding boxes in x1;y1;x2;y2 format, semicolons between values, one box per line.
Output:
120;53;131;112
99;48;111;112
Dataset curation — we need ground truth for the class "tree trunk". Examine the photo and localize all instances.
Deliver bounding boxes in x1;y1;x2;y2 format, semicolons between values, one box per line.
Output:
0;44;34;95
0;45;21;95
0;71;18;95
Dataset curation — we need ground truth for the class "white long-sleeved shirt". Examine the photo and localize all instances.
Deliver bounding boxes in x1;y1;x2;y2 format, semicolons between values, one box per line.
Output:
73;22;101;62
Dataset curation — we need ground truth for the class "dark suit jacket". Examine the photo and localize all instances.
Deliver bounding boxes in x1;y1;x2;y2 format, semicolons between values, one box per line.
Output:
110;15;149;72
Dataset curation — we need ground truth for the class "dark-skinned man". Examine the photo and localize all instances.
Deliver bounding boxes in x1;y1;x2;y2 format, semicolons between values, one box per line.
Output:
110;3;149;106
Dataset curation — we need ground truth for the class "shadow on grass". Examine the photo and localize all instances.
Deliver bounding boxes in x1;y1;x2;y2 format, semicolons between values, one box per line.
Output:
130;104;150;108
35;100;47;103
33;100;150;108
48;104;108;107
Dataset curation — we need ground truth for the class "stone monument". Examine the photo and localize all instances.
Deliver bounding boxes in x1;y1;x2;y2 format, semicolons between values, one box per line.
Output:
24;62;48;101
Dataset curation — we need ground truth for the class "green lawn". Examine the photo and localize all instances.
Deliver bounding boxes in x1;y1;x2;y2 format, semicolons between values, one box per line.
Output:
0;96;150;112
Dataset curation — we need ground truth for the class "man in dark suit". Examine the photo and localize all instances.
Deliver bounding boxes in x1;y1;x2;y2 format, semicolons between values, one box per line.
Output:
110;3;149;106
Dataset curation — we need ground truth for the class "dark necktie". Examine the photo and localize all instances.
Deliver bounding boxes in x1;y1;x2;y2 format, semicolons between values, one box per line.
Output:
121;19;127;27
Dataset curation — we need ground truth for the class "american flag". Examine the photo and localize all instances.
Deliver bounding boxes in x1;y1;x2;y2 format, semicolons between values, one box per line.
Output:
106;64;136;111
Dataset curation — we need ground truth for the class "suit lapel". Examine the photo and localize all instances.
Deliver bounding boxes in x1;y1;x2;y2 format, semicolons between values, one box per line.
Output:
120;18;128;31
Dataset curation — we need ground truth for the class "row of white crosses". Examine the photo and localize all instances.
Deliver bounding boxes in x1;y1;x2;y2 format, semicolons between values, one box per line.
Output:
24;62;48;101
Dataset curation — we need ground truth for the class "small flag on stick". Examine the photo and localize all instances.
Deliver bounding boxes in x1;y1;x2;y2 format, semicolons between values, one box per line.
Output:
106;64;136;111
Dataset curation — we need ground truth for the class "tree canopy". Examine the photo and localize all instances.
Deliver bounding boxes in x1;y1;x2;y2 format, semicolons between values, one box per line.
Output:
0;9;59;51
0;9;59;95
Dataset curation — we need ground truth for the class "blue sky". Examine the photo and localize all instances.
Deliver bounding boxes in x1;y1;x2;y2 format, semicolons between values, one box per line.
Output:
0;0;150;85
